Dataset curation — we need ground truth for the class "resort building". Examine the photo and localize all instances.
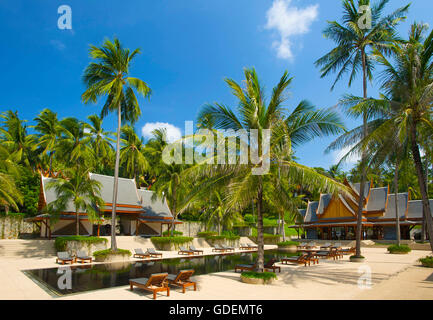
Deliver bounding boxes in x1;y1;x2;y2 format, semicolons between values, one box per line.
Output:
27;170;180;238
295;180;433;240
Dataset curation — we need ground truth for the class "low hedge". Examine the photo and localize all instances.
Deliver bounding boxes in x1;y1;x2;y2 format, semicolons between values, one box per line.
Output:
93;248;131;258
277;241;299;247
162;230;183;236
419;256;433;268
387;244;411;254
55;236;108;252
241;271;277;281
197;231;217;238
151;236;194;245
205;235;240;241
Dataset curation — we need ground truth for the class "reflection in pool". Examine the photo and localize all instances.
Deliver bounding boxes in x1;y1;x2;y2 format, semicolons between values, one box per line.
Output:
23;250;296;296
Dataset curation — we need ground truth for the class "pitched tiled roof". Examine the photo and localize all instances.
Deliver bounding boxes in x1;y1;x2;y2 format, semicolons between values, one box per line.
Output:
407;200;433;219
365;187;388;212
317;194;332;215
137;189;173;219
41;176;76;213
350;181;371;197
304;201;319;223
382;193;408;219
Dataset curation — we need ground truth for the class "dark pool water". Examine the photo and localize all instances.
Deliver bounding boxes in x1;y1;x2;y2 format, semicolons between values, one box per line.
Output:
23;250;295;296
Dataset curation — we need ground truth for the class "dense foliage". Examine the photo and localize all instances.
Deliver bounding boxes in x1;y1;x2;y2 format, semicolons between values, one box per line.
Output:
55;236;108;252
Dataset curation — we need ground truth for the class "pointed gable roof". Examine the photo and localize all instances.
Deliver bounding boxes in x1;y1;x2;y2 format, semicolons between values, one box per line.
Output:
137;189;173;219
382;193;409;219
317;194;332;215
304;201;319;223
365;187;389;212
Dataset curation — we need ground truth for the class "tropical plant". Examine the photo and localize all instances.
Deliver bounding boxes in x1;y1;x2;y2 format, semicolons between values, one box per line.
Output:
84;114;115;174
0;110;37;168
315;0;410;257
32;109;60;172
46;168;105;235
81;37;151;250
120;125;148;181
188;68;346;271
0;145;23;213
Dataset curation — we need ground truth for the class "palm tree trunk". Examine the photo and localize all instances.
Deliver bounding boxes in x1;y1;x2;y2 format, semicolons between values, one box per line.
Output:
422;157;429;242
75;207;79;236
409;123;433;251
171;185;177;237
355;49;368;257
110;102;122;251
281;210;286;241
394;161;400;245
256;183;264;272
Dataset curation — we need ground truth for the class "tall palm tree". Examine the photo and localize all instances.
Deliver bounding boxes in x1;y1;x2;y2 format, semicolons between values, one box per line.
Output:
0;110;37;168
331;23;433;250
82;38;151;250
190;68;347;271
47;168;105;235
84;114;115;173
120;125;148;181
315;0;409;257
32;109;60;173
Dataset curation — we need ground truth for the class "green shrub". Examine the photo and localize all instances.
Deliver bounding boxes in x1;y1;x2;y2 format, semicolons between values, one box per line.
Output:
162;230;183;236
387;244;411;254
206;235;240;241
419;256;433;267
55;236;108;252
93;248;131;258
151;236;194;245
197;231;217;238
277;241;299;247
241;271;277;281
350;255;365;259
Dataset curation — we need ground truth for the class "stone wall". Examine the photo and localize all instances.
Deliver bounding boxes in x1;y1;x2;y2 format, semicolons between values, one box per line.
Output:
0;216;37;239
166;221;207;237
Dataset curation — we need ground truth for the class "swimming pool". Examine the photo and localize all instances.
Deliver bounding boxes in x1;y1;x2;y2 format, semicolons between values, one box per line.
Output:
23;250;294;296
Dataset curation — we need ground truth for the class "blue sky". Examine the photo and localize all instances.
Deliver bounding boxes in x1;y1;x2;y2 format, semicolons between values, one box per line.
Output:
1;0;431;171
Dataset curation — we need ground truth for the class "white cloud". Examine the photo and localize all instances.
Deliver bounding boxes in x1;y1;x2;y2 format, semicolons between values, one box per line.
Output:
265;0;319;60
141;122;182;143
50;39;66;51
332;145;361;166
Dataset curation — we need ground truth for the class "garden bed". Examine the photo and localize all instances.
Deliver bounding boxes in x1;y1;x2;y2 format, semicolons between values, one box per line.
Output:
55;236;108;256
93;249;131;263
387;244;411;254
151;236;194;251
240;271;277;285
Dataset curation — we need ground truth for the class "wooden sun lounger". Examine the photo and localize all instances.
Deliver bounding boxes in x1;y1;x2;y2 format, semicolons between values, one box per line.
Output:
281;253;309;266
167;269;197;293
76;250;92;264
222;245;235;252
178;246;195;256
189;245;203;255
314;248;339;260
133;248;150;259
130;273;169;300
264;258;281;273
239;244;251;250
339;247;355;255
247;244;258;249
146;248;163;258
56;252;75;265
235;263;256;273
212;245;227;252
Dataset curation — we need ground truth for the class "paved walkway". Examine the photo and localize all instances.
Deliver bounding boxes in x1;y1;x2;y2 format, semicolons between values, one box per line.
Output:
0;247;431;300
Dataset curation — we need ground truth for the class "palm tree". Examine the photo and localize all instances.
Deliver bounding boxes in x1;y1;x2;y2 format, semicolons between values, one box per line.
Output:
0;110;37;168
84;114;115;173
46;168;105;235
190;68;347;271
56;117;94;168
120;125;148;181
32;109;60;173
0;145;23;213
82;38;151;251
315;0;409;257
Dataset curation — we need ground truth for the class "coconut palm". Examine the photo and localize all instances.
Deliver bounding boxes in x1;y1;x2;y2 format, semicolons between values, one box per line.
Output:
0;145;23;213
46;168;105;235
0;110;37;168
56;117;94;168
120;125;148;181
81;37;151;250
32;109;60;173
190;68;347;271
315;0;409;257
84;114;115;173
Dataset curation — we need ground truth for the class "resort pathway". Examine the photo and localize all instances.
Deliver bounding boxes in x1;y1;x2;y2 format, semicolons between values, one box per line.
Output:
0;247;431;300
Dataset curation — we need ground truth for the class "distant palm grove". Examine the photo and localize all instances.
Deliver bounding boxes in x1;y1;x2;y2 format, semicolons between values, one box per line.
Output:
1;1;433;268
